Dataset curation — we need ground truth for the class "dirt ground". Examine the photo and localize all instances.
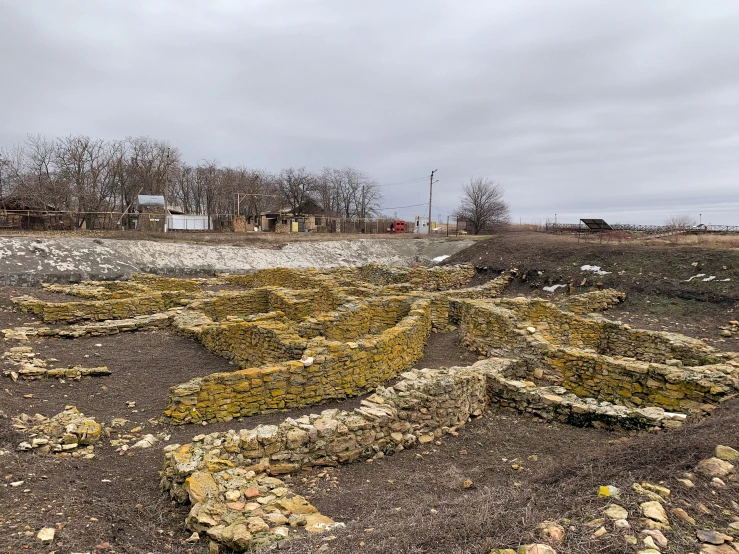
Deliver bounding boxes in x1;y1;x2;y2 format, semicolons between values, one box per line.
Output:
0;287;483;554
0;230;481;249
1;233;738;554
447;230;739;349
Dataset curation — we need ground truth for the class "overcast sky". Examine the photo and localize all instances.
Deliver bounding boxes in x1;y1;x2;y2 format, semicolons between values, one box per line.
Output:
2;0;739;225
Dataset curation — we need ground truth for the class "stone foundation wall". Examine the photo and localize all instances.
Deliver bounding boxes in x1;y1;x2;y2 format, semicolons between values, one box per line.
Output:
461;297;718;366
162;356;690;504
225;268;329;290
14;293;175;324
162;299;432;424
3;311;176;341
267;289;325;320
486;375;689;430
193;290;271;320
295;296;412;340
162;359;501;499
417;270;516;330
562;288;626;314
544;347;739;414
130;273;203;292
199;318;307;368
454;296;739;413
42;281;150;299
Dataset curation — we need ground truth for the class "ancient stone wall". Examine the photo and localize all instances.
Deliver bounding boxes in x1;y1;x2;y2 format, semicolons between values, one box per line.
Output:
460;297;717;365
14;293;174;324
162;356;689;503
162;298;432;424
562;288;626;314
543;347;739;414
43;281;150;299
3;311;176;341
295;296;411;340
199;318;307;368
162;359;500;498
267;289;322;320
193;290;271;320
454;296;739;414
225;268;328;290
415;270;516;330
486;374;688;430
130;273;203;292
326;263;476;291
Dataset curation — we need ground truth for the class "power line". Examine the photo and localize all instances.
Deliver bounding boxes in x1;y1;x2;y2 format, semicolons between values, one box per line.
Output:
374;177;428;188
378;202;428;211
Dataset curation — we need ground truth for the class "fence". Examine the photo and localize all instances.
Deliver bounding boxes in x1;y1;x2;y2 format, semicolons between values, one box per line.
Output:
544;222;739;236
0;210;465;236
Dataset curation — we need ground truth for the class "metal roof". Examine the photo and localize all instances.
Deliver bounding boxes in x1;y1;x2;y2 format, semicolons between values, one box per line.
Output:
137;195;165;208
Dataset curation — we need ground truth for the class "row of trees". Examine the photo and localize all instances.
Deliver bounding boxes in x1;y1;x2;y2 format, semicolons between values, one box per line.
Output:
0;134;514;234
0;135;384;222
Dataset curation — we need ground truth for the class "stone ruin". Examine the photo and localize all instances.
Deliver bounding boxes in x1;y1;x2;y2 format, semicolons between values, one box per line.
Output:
5;263;739;552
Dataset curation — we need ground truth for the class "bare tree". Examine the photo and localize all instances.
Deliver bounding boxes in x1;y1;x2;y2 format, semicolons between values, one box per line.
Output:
454;177;510;234
664;214;696;229
237;168;276;222
275;167;315;213
127;136;179;196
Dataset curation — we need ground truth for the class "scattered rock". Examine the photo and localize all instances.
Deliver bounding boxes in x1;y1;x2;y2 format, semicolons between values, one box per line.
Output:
696;458;735;479
641;501;668;524
131;434;158;449
518;545;557;554
12;406;101;457
604;504;628;520
642;529;668;548
643;536;659;550
699;545;738;554
536;521;565;544
716;445;739;462
591;526;607;539
697;529;733;545
36;527;55;544
641;482;670;497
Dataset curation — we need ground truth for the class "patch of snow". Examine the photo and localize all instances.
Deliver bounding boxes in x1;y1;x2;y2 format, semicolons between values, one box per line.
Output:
721;278;731;282
543;284;567;292
580;265;611;275
685;274;706;282
433;255;450;263
703;276;716;282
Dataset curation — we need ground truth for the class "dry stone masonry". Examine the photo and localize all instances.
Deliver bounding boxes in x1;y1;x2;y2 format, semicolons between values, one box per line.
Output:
13;406;102;458
2;345;110;381
7;264;739;552
454;295;739;416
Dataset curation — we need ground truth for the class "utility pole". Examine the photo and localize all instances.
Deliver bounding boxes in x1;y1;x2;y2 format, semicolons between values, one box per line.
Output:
164;148;170;233
0;157;7;210
428;169;437;235
361;183;366;233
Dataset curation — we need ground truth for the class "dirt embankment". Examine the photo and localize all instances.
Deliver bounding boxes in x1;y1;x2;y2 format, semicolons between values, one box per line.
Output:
444;231;739;346
0;236;474;285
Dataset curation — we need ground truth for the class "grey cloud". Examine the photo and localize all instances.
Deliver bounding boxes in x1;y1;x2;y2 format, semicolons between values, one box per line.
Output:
2;0;739;223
